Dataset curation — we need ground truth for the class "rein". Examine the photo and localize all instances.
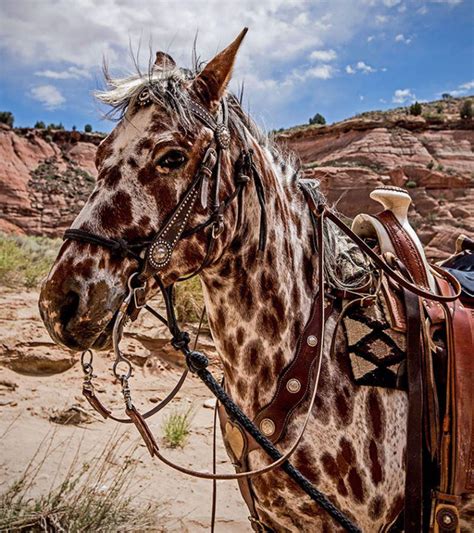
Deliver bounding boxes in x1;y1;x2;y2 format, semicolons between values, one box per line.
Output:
62;94;462;532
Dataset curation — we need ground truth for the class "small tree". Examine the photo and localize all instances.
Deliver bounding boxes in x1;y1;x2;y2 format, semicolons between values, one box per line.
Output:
309;113;326;125
0;111;14;127
34;121;46;129
84;124;93;133
409;101;422;116
442;93;452;100
72;125;77;131
460;100;473;120
47;122;64;130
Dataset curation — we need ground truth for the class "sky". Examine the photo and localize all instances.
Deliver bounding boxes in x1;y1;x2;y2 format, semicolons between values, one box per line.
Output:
0;0;473;133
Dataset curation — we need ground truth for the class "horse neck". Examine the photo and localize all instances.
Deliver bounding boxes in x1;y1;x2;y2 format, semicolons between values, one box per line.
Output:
200;139;316;416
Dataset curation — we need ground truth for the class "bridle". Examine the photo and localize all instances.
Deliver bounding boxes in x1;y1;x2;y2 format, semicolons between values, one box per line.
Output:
64;96;267;284
61;91;463;533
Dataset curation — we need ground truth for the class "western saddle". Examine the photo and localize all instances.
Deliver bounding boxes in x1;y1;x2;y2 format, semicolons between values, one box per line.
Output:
217;185;472;532
352;186;474;532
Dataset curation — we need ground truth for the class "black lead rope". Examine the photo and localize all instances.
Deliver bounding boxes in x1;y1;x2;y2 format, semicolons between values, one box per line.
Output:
157;283;360;533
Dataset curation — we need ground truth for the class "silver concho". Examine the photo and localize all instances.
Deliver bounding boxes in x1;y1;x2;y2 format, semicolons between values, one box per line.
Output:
148;240;172;270
215;123;230;149
138;87;152;107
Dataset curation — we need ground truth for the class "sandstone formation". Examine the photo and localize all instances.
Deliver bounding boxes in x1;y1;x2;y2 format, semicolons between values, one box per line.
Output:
0;98;473;259
0;124;101;236
278;102;474;260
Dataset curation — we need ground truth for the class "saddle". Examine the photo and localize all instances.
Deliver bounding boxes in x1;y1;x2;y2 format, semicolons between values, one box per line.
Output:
352;187;474;533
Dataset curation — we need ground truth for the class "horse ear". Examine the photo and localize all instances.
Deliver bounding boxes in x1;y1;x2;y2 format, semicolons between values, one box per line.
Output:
154;51;176;70
192;28;248;110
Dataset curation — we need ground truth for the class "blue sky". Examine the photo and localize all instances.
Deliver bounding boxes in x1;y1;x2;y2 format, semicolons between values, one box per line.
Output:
0;0;473;133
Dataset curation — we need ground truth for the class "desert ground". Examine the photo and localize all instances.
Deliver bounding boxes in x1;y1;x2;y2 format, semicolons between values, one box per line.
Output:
0;287;249;531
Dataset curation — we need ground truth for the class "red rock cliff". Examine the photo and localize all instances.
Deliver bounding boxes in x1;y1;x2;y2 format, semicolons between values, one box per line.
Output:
0;124;101;236
1;101;473;260
278;107;473;260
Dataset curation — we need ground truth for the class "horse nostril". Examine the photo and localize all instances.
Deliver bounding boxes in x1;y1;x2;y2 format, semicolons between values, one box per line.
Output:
59;290;80;328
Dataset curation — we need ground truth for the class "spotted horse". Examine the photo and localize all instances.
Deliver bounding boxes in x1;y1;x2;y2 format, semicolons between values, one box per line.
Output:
39;29;474;532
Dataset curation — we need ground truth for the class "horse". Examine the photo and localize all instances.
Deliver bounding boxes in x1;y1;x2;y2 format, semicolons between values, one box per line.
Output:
39;29;469;532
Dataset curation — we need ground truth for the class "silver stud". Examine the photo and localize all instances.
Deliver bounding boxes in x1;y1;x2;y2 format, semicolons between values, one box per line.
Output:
148;240;171;269
260;418;275;437
442;515;452;525
286;378;301;393
307;335;318;347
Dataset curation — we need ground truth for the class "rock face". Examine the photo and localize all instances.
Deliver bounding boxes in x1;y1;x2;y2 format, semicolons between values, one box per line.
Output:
0;124;102;236
278;112;474;260
0;101;473;259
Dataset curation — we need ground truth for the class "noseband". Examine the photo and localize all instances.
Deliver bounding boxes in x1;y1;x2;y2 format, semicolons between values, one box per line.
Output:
64;97;267;282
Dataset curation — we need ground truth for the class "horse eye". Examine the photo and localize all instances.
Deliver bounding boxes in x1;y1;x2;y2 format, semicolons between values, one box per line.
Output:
156;150;187;170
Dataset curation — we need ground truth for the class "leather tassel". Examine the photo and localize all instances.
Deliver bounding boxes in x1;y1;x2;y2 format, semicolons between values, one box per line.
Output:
126;405;160;457
83;386;111;419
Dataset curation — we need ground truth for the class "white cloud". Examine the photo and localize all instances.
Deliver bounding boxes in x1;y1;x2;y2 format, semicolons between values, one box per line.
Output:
309;49;337;62
356;61;376;73
383;0;401;6
441;79;474;97
359;95;364;101
460;80;474;90
35;66;91;80
392;88;416;104
286;64;336;85
346;61;377;74
29;84;66;109
417;6;429;14
367;35;375;42
395;33;412;44
0;0;423;121
431;0;463;4
305;65;335;80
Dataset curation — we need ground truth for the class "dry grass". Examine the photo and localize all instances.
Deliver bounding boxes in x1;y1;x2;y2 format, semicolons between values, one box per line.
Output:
0;431;166;532
174;276;205;323
161;407;194;448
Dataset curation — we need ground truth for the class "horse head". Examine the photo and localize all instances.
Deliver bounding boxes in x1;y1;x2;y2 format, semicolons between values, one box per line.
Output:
39;29;249;351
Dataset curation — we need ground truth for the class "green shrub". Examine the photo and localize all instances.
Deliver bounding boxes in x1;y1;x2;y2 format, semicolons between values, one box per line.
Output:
406;180;417;188
0;234;60;288
460;100;473;120
47;122;64;130
162;407;193;448
409;102;422;116
427;160;435;170
309;113;326;125
0;111;14;127
84;124;93;133
34;120;46;129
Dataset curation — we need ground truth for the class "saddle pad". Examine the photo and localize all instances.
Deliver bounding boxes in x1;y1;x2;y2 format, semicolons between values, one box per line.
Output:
343;295;406;389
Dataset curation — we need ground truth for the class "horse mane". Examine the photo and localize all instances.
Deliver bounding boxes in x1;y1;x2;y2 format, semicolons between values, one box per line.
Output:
95;58;371;290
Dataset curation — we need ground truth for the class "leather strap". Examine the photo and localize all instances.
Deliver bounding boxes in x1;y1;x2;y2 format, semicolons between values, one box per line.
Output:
403;289;424;533
376;210;430;289
253;298;334;445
